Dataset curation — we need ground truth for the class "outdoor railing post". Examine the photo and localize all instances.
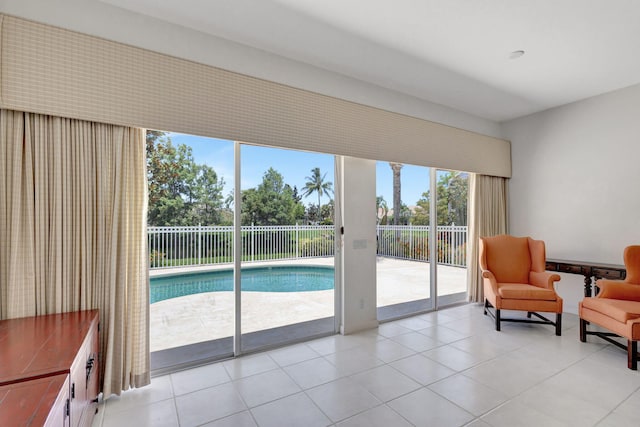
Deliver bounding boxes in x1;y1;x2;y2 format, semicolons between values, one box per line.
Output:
198;224;202;266
163;228;166;268
295;223;299;259
450;225;454;265
251;223;255;262
409;223;413;259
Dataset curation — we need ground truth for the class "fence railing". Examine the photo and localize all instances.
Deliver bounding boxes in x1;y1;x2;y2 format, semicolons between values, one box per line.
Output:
148;225;467;269
376;225;467;266
148;225;335;269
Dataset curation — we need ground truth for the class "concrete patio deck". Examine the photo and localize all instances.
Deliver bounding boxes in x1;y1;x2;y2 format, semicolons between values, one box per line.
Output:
150;257;467;352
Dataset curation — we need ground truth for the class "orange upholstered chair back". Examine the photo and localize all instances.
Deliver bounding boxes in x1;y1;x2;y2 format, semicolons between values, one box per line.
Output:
479;235;546;283
624;245;640;285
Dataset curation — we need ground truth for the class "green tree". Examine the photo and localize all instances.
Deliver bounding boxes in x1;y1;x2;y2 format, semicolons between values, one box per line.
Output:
376;196;389;225
412;199;430;225
192;164;229;225
305;200;335;225
443;172;468;226
305;203;320;224
147;131;196;225
302;167;333;223
320;199;335;225
412;171;468;226
241;168;305;225
146;131;228;226
399;203;412;225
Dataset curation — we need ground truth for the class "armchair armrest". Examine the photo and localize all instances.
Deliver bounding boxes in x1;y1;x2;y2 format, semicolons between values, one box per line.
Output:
529;271;561;289
482;270;499;294
596;280;640;301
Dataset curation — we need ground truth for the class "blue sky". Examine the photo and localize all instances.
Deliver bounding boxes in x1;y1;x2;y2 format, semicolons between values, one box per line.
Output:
168;132;431;206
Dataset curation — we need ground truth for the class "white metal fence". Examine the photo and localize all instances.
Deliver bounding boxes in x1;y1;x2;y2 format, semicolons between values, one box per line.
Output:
376;225;467;266
148;225;467;269
148;225;335;269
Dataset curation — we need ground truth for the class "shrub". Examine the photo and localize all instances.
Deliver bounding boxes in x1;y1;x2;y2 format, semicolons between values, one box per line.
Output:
149;249;165;267
298;236;334;257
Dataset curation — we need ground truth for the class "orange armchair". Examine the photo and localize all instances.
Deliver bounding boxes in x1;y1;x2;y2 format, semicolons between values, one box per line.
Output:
579;245;640;370
479;235;563;335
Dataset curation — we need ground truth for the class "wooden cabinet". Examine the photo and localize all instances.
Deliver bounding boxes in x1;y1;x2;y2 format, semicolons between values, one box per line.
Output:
0;375;70;427
0;310;99;427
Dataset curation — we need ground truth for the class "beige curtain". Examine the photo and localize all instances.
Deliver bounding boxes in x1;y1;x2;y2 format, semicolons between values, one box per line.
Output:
466;173;508;302
0;109;150;396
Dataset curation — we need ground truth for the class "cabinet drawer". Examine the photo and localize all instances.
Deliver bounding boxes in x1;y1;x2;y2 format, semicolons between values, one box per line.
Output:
557;263;583;274
592;268;625;280
0;374;70;427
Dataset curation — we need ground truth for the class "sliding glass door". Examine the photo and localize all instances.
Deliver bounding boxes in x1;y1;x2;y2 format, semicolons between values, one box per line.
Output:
375;162;470;321
239;145;336;352
148;131;235;369
376;162;434;320
435;169;469;307
148;133;338;369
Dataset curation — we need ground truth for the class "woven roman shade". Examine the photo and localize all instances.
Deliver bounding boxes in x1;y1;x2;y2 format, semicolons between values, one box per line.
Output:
0;14;511;177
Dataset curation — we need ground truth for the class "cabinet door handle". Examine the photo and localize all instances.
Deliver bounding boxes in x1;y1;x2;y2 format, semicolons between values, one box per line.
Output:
86;355;95;382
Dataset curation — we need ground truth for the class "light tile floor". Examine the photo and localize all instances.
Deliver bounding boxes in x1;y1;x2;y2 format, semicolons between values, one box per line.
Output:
93;304;640;427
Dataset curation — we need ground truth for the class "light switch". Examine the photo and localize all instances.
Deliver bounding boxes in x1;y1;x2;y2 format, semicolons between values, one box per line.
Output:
353;239;367;249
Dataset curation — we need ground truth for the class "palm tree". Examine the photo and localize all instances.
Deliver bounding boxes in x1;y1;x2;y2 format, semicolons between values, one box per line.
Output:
389;162;403;225
303;167;333;222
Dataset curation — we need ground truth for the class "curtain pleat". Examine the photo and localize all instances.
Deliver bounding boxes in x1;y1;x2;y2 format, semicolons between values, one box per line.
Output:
0;110;30;317
0;109;149;396
466;174;508;302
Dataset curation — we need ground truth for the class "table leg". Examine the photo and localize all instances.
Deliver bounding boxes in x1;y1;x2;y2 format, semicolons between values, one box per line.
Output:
584;275;592;297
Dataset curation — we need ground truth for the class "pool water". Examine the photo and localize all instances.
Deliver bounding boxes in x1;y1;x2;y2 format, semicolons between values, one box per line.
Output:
150;266;334;304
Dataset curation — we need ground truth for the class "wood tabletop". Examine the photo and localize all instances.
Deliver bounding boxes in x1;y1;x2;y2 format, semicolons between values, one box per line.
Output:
0;310;99;386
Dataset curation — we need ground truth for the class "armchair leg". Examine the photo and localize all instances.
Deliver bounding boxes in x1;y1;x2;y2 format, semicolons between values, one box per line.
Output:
495;308;501;331
484;299;488;315
555;313;562;336
579;319;587;342
628;340;638;371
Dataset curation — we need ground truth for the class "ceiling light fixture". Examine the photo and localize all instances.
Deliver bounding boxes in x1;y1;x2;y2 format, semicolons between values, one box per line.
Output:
509;50;525;60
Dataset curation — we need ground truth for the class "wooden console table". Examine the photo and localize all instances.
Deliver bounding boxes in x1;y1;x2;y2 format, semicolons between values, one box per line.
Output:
546;259;626;297
0;310;99;427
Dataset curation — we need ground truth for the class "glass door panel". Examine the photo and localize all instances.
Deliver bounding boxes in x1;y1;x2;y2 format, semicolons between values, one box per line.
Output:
376;161;434;320
239;144;335;352
148;131;235;369
435;169;469;307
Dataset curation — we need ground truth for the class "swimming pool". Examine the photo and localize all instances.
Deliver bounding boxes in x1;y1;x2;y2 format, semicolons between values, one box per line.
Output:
150;265;334;304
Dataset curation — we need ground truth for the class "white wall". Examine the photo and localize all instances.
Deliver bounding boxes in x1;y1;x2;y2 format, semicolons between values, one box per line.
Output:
340;157;378;334
501;83;640;313
0;0;501;139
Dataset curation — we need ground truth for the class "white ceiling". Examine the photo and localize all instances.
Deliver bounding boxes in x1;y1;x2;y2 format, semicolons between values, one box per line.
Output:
100;0;640;122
